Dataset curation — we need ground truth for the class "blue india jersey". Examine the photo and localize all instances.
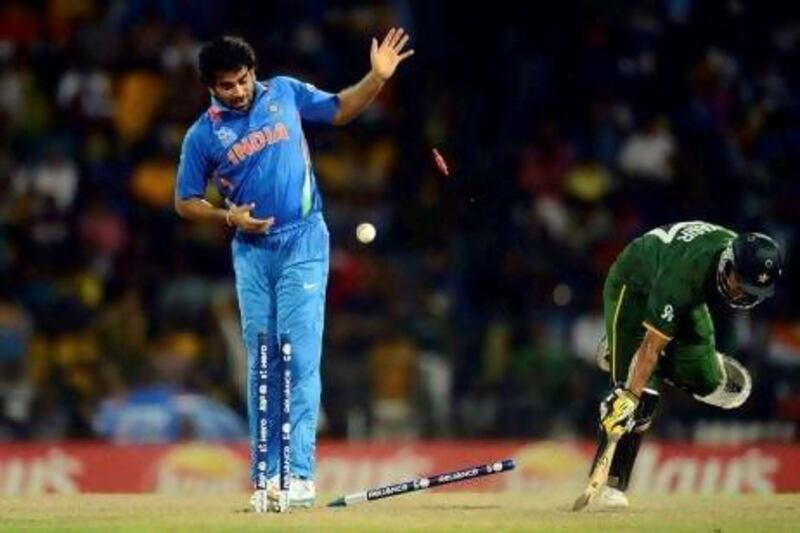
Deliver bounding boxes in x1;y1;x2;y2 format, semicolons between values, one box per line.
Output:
175;76;339;227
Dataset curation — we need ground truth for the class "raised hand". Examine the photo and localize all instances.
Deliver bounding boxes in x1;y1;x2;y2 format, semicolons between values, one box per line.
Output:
371;27;414;82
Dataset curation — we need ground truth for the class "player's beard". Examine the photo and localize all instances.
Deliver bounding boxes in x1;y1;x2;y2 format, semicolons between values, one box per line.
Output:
214;89;253;111
227;93;252;111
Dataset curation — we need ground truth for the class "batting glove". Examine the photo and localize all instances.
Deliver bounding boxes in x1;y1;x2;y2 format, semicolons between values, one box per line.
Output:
600;387;639;437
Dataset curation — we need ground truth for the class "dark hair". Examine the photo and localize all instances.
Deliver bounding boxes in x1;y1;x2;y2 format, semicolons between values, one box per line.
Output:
198;35;257;86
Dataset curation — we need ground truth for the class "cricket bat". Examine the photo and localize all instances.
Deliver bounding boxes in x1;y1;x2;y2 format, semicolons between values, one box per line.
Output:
572;435;620;511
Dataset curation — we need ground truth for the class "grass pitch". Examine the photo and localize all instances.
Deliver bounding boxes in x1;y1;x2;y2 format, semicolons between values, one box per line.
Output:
0;492;797;532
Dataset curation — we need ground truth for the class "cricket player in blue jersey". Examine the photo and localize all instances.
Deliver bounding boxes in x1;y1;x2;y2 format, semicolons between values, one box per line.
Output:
174;31;413;511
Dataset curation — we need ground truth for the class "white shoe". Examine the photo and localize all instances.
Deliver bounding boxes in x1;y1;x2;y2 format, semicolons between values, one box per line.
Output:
596;486;629;509
289;478;315;508
266;475;316;508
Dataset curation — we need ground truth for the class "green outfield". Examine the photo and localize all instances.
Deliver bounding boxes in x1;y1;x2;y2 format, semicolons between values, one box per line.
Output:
1;492;798;532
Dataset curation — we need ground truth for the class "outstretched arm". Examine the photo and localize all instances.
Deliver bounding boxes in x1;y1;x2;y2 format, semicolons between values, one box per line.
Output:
600;328;669;437
332;27;414;125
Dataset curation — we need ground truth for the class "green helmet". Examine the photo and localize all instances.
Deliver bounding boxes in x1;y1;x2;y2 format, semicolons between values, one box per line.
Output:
717;232;782;309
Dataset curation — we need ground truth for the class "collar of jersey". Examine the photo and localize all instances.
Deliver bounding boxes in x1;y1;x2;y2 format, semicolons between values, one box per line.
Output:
210;81;268;116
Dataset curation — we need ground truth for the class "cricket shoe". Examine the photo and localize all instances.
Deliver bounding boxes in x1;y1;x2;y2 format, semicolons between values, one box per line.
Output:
594;486;629;509
267;475;316;508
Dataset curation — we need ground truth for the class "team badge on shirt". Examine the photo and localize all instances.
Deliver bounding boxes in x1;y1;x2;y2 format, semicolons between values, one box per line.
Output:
215;126;238;148
268;103;280;113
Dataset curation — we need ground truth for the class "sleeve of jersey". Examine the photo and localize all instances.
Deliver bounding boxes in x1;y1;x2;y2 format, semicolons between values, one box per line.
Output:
175;124;211;200
279;76;340;124
643;275;693;340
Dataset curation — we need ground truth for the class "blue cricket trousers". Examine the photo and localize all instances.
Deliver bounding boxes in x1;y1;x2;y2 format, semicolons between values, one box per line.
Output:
232;212;329;481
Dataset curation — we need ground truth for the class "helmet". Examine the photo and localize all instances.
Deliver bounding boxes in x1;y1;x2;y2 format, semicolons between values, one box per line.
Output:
717;232;782;309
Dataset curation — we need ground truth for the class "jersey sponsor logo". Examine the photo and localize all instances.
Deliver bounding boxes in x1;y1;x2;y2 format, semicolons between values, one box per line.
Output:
647;221;730;244
661;304;674;323
214;126;238;148
226;123;290;165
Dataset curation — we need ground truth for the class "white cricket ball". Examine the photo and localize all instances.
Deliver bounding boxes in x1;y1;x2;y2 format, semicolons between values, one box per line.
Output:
356;222;376;244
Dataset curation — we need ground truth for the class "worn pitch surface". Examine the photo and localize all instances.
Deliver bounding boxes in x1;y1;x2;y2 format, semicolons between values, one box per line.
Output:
1;492;797;531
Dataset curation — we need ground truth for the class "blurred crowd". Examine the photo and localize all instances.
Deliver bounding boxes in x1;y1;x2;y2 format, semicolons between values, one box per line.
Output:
0;0;798;443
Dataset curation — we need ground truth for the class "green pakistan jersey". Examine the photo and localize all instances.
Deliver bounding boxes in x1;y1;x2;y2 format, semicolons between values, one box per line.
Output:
611;221;736;339
603;221;736;394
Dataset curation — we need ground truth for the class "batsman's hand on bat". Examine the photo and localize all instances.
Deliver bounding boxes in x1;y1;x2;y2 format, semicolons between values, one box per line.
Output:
225;201;275;234
600;387;639;437
370;27;414;82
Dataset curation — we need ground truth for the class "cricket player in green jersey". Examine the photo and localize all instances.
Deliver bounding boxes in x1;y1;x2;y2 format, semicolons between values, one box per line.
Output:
590;221;782;508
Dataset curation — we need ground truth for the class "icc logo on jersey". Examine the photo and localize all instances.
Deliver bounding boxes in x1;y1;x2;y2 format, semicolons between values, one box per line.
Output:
661;304;674;323
215;127;238;148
